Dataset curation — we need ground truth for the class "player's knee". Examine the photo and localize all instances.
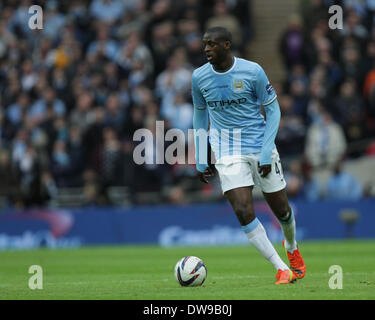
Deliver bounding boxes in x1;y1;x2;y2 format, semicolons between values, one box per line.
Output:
233;202;252;215
276;204;291;221
233;202;255;225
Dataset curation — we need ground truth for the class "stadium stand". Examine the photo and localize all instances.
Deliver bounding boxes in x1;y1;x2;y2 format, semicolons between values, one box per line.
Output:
0;0;374;209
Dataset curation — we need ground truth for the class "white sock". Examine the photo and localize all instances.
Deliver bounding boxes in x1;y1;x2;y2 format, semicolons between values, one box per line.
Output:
242;218;289;271
278;208;297;253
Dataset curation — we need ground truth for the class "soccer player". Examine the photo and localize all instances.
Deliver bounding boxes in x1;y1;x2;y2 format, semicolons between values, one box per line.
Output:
192;27;305;284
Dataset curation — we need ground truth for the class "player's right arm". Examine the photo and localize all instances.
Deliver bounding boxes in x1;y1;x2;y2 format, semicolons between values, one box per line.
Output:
191;72;213;183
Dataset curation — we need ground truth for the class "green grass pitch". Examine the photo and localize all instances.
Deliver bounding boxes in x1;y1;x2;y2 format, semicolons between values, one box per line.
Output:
1;240;374;300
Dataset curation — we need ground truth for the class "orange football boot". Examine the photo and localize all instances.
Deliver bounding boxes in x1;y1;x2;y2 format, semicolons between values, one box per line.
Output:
283;239;306;279
275;269;296;285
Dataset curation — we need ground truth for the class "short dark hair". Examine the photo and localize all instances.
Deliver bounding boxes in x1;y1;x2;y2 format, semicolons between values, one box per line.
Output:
205;26;232;44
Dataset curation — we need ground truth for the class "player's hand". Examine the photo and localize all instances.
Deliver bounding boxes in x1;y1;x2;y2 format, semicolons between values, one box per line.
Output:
258;162;271;178
197;167;214;184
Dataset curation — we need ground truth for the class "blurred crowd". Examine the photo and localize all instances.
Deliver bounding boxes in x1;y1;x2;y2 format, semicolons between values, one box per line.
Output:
277;0;375;201
0;0;252;207
0;0;374;209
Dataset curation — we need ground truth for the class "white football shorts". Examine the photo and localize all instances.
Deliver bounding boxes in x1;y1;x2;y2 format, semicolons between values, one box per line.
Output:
214;149;287;194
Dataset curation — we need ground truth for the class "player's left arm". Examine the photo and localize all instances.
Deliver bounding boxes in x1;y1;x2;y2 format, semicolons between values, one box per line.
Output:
254;64;280;178
259;99;281;177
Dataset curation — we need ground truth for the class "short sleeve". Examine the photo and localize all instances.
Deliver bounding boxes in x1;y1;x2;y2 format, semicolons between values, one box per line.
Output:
254;64;277;106
191;73;207;110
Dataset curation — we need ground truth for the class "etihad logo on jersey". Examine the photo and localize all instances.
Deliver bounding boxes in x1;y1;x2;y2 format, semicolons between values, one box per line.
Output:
207;97;247;109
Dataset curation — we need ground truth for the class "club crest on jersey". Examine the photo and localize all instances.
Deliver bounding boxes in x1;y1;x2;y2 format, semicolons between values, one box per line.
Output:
233;79;244;93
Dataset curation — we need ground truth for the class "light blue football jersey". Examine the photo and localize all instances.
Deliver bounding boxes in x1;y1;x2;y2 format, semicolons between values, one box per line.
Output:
191;57;277;160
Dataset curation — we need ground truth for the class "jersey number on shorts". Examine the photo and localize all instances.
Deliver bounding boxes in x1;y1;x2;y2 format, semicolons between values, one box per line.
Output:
275;161;282;176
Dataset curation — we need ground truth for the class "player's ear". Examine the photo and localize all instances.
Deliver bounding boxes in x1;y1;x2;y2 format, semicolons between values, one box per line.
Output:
223;40;231;50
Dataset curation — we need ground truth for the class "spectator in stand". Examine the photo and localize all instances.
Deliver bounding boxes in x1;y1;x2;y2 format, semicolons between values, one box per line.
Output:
286;64;309;95
16;143;43;206
155;53;192;109
20;59;37;92
161;91;193;136
325;160;363;200
115;31;154;86
52;116;69;144
67;126;85;187
81;168;111;206
276;94;306;157
331;78;367;146
29;87;66;124
90;0;127;25
115;0;150;40
339;7;368;41
11;128;28;167
176;8;201;48
166;185;187;204
307;66;328;104
42;0;66;40
0;149;20;206
185;32;206;67
98;127;123;187
8;0;34;37
302;160;320;202
279;14;305;70
0;20;16;59
121;139;137;190
38;169;58;207
149;20;177;76
284;159;304;199
363;46;375;125
104;92;126;132
51;139;72;187
301;0;328;33
289;78;309;119
69;91;95;133
361;39;375;73
123;104;144;139
316;46;342;94
87;23;119;62
205;0;242;50
51;68;70;102
83;107;106;168
283;158;320;202
340;43;363;85
6;92;29;126
305;102;347;168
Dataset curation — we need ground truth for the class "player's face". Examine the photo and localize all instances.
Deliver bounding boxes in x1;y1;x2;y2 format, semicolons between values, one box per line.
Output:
202;33;228;65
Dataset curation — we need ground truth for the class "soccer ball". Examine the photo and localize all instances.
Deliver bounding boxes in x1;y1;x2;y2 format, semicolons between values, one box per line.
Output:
174;256;207;287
